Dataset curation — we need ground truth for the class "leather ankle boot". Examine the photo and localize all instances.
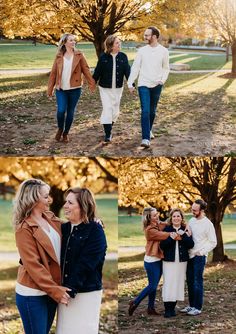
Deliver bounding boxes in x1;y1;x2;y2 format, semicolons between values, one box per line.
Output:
62;133;69;143
55;129;63;141
147;307;158;315
128;300;138;316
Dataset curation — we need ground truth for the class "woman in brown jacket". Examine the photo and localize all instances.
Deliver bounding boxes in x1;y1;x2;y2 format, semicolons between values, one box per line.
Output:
13;179;70;334
128;207;174;316
47;34;95;143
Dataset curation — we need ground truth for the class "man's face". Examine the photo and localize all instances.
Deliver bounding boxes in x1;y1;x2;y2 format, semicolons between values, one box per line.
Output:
144;29;153;44
192;203;201;218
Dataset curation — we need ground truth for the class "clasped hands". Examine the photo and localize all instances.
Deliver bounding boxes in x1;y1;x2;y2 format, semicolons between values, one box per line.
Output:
60;288;71;306
170;232;182;240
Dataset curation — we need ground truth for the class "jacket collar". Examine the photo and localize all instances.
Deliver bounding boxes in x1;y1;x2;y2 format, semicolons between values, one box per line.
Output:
24;212;61;264
56;50;82;73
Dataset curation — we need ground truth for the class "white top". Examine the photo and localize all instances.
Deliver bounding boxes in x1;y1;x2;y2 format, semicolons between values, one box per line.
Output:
15;223;61;296
127;44;170;88
189;216;217;259
144;255;161;263
111;53;117;89
61;55;74;90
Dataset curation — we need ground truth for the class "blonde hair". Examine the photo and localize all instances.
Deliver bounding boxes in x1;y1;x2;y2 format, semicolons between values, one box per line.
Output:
168;208;186;226
104;35;118;54
58;33;75;55
65;187;96;223
13;179;50;228
142;207;156;229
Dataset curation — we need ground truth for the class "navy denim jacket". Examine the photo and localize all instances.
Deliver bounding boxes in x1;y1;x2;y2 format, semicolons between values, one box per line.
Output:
61;221;107;297
160;225;194;262
93;51;130;88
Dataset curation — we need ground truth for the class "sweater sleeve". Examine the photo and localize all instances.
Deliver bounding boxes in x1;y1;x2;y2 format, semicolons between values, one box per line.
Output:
199;222;217;255
160;49;170;84
127;49;142;88
15;227;66;303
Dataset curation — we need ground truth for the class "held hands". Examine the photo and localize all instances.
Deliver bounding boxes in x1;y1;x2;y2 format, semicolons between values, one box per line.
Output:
128;87;135;94
60;288;71;306
170;232;182;241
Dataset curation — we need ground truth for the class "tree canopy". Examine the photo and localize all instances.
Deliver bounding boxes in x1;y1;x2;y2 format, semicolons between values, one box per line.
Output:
119;157;236;262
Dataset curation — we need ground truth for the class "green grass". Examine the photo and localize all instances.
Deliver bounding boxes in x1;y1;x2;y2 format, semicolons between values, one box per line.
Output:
118;214;236;247
0;40;231;70
170;52;231;70
0;195;117;253
0;41;136;69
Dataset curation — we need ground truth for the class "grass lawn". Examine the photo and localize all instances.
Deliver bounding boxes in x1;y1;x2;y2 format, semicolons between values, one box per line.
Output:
0;194;117;253
118;250;236;333
0;259;117;334
118;214;236;247
0;40;231;70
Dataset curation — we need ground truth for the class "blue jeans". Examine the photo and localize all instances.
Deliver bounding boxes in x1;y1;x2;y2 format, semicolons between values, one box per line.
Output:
186;256;206;310
134;260;162;309
56;88;81;134
138;85;163;140
16;293;57;334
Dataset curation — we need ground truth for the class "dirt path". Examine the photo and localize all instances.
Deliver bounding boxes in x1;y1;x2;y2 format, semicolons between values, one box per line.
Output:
0;73;235;157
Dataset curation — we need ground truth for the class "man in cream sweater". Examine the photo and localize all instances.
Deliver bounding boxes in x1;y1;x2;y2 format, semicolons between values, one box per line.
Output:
181;199;217;316
127;26;169;148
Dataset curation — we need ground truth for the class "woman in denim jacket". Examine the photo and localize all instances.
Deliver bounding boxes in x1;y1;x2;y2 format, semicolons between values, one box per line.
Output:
56;187;107;334
160;208;194;318
93;35;130;142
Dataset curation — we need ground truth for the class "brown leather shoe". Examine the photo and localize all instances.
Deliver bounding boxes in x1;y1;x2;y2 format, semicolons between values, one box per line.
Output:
62;133;69;143
147;308;159;315
55;129;63;141
128;300;137;316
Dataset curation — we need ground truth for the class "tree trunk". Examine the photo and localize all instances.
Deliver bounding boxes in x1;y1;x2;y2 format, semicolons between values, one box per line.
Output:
207;206;225;262
231;41;236;74
49;186;65;217
226;45;229;62
93;38;106;58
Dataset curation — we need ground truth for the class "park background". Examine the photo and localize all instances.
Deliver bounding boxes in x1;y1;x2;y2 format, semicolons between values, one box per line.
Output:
0;0;236;156
0;157;118;334
118;157;236;333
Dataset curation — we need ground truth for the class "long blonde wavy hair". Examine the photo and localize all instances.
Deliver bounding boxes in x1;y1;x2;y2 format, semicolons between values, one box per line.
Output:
58;33;75;55
12;178;50;228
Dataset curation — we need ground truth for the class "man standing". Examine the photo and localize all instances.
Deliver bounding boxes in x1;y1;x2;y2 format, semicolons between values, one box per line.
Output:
181;199;217;316
127;26;169;148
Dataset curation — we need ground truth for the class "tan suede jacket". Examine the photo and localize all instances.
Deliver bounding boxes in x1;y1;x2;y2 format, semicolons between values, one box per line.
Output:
47;50;96;96
15;211;66;303
145;222;170;258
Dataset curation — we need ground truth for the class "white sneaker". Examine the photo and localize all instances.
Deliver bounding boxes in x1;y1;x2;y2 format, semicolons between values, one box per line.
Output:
187;308;202;316
150;131;154;139
141;139;150;148
180;306;193;313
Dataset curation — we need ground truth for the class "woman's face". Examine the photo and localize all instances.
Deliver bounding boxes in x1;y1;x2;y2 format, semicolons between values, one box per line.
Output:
150;209;159;223
64;192;81;223
65;35;76;50
34;185;51;213
171;211;182;226
112;38;121;53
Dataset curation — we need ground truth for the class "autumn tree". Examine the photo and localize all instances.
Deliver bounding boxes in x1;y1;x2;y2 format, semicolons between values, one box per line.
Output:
119;157;236;262
1;0;148;57
0;157;118;216
195;0;236;76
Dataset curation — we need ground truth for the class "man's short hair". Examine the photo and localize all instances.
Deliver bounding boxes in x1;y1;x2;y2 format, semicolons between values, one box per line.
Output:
194;199;207;211
147;26;160;39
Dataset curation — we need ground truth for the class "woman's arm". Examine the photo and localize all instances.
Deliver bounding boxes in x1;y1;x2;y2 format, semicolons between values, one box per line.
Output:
80;54;96;91
146;226;170;241
47;58;57;96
